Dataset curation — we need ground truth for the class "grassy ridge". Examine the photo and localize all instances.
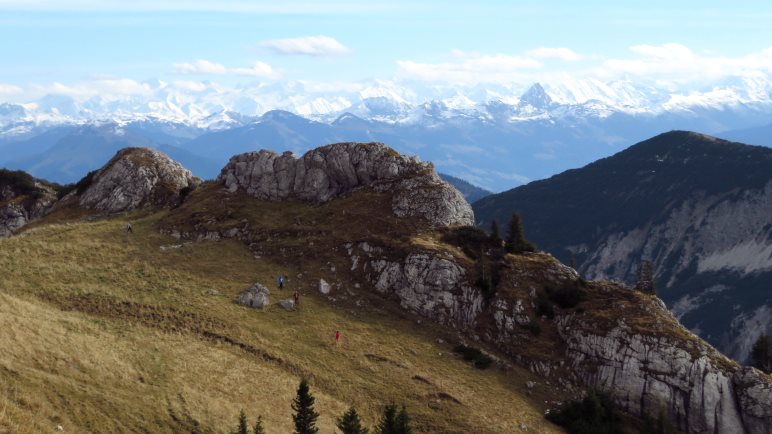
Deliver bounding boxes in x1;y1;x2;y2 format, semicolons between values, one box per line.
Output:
0;213;560;433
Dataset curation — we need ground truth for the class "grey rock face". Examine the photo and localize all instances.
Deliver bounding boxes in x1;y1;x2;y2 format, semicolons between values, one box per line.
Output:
733;367;772;434
579;180;772;361
346;242;771;433
557;312;747;434
0;203;28;236
219;142;473;227
236;283;270;308
0;181;57;237
78;147;199;213
318;278;331;295
347;242;483;327
277;299;296;310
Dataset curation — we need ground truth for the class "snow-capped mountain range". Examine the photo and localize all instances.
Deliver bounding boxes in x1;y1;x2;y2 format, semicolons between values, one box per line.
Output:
1;76;772;192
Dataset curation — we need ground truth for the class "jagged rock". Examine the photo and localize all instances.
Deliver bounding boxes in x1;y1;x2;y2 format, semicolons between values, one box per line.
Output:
733;367;772;434
0;172;57;236
277;299;296;310
350;244;772;433
350;242;483;327
219;142;473;227
236;283;270;308
0;203;28;236
77;147;200;213
319;278;331;295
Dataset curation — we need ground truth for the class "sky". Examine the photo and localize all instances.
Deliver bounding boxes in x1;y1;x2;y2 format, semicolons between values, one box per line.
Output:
1;0;772;102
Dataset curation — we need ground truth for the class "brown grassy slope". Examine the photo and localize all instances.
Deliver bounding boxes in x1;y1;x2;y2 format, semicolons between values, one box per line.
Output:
0;213;561;433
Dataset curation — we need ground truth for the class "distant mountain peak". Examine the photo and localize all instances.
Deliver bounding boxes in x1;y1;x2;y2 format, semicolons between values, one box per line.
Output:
520;83;552;109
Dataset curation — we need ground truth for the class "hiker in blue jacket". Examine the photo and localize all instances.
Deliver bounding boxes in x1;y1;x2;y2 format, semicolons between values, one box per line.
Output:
278;275;284;290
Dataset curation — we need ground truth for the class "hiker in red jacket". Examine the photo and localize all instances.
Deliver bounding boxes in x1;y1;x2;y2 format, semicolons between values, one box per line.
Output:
335;330;341;345
293;290;300;307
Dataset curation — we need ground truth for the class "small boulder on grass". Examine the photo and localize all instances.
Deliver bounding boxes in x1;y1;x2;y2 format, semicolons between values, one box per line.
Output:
278;299;296;311
319;278;331;295
236;283;270;308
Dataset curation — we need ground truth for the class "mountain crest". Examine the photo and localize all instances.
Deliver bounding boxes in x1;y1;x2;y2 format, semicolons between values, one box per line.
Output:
520;83;552;109
75;147;200;213
219;142;474;227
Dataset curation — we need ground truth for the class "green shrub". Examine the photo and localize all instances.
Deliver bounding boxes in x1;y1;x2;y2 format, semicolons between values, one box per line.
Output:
547;282;586;309
525;318;541;336
535;296;555;319
452;344;493;369
546;390;624;434
441;226;491;259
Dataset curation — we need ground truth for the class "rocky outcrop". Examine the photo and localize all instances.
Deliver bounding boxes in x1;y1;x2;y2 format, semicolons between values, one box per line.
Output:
219;142;474;227
733;367;772;434
0;171;57;236
343;241;772;433
236;283;270;308
77;147;200;213
346;241;484;328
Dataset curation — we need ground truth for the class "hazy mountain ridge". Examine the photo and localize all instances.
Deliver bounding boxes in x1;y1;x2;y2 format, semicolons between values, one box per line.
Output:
473;131;772;362
3;78;772;191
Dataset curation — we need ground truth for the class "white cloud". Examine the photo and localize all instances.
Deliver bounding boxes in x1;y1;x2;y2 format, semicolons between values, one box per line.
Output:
0;83;23;95
397;51;542;84
526;47;582;61
172;59;276;77
595;43;772;84
259;36;351;57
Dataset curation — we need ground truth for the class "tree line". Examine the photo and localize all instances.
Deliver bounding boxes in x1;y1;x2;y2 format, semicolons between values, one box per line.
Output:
231;379;412;434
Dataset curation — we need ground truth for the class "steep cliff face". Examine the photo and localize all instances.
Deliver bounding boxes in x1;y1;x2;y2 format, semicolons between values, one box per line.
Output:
473;131;772;362
219;142;474;227
75;147;200;213
0;170;57;236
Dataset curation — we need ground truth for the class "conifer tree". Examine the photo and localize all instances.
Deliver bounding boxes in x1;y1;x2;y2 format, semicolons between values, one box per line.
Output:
504;213;535;253
751;333;772;373
489;219;501;246
336;407;368;434
635;260;657;295
374;403;398;434
234;409;248;434
292;379;319;434
253;415;266;434
395;406;412;434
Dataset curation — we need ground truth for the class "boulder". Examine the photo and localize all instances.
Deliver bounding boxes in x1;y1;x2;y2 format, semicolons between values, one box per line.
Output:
0;171;57;236
277;299;296;311
318;278;331;295
76;147;200;213
219;142;473;227
236;283;270;308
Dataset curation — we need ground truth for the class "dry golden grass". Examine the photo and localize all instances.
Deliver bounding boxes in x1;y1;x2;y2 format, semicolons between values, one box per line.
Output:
0;213;561;433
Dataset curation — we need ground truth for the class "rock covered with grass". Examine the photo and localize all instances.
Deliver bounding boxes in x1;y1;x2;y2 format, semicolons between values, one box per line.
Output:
219;142;474;227
76;147;200;213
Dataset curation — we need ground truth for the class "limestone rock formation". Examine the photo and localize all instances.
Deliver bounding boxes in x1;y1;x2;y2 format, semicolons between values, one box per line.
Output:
318;278;331;295
219;142;473;227
76;147;200;213
344;243;772;433
0;170;58;236
236;283;270;308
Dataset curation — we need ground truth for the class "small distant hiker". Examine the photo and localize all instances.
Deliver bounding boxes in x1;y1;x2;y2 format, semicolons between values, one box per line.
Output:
126;223;133;234
293;290;300;307
278;275;284;290
335;330;341;345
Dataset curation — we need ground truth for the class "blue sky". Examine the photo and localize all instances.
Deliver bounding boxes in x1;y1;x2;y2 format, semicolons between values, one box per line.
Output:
1;0;771;99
